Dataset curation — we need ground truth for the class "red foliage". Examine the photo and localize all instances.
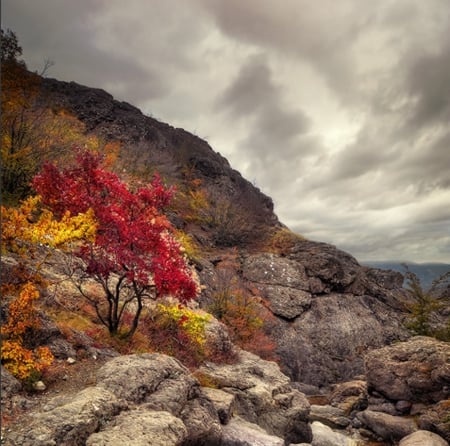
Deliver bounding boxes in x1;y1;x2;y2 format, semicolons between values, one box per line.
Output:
33;149;197;337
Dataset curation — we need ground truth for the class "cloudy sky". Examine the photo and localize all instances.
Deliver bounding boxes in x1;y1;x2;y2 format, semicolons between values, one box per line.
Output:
3;0;450;263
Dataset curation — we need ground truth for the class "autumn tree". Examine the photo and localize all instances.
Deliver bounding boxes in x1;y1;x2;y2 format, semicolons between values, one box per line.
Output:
33;149;198;338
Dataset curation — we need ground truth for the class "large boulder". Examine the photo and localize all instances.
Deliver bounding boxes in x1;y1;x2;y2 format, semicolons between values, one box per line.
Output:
364;336;450;404
239;242;411;386
198;349;312;444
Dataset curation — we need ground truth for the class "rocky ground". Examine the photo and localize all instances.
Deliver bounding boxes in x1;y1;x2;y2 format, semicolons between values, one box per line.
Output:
2;335;449;446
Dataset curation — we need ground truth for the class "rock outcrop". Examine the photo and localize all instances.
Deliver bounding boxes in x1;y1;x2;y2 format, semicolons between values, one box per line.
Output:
198;349;312;444
4;351;313;445
202;241;414;387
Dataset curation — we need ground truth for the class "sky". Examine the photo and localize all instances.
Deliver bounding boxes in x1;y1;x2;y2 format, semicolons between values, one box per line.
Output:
2;0;450;263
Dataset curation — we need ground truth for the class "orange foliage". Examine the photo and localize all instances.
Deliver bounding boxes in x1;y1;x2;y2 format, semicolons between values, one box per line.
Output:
1;282;54;381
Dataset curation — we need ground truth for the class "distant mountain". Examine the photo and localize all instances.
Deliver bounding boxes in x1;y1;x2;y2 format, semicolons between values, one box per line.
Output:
362;261;450;290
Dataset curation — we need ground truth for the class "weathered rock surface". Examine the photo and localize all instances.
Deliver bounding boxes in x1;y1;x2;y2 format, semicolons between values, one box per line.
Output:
399;430;449;446
86;409;188;446
221;416;284;446
365;336;450;404
6;386;123;446
310;421;359;446
198;349;312;444
1;366;21;399
356;409;418;441
3;353;222;446
237;242;412;386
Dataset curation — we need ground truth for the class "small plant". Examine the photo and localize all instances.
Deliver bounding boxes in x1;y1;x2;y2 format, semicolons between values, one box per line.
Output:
144;302;210;368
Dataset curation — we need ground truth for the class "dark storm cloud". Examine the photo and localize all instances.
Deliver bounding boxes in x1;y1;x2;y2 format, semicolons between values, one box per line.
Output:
405;43;450;129
218;54;313;160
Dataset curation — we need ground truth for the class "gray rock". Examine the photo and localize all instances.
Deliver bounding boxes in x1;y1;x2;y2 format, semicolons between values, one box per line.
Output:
221;416;284;446
399;430;449;446
356;409;418;441
329;380;368;414
309;405;351;428
274;293;409;386
202;387;236;424
418;399;450;443
260;285;312;319
242;253;310;290
364;336;450;403
86;409;187;446
5;386;122;446
198;349;312;444
310;421;359;446
3;353;222;446
1;366;21;397
96;353;221;443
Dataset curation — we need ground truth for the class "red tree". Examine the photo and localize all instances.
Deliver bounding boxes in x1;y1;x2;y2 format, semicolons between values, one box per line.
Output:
33;149;197;337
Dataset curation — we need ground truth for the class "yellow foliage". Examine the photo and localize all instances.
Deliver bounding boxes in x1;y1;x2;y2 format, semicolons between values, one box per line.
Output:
1;195;97;254
155;303;210;347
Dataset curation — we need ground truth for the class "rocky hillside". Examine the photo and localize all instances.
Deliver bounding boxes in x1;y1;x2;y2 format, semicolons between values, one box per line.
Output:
2;65;450;445
26;75;423;384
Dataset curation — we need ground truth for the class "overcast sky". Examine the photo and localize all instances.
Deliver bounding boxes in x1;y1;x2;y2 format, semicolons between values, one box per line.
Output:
3;0;450;263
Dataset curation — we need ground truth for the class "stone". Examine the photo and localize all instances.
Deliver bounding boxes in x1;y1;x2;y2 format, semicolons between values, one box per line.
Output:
242;253;310;290
1;366;21;397
221;416;284;446
310;421;359;446
356;409;418;441
202;387;236;424
86;409;188;446
399;430;449;446
329;380;368;414
198;349;312;444
32;380;46;391
5;386;122;446
260;285;312;319
309;405;351;428
418;399;450;442
364;336;450;404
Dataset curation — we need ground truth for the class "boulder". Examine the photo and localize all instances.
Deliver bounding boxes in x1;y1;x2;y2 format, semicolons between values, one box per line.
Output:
221;416;284;446
1;366;21;398
329;380;368;414
86;409;188;446
418;399;450;442
240;245;411;386
309;405;351;429
399;430;449;446
95;353;222;443
310;421;359;446
273;293;409;386
198;349;312;444
356;409;418;441
5;386;123;446
364;336;450;404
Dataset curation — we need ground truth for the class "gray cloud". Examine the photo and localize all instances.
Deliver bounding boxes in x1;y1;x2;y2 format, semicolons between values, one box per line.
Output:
2;0;449;263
